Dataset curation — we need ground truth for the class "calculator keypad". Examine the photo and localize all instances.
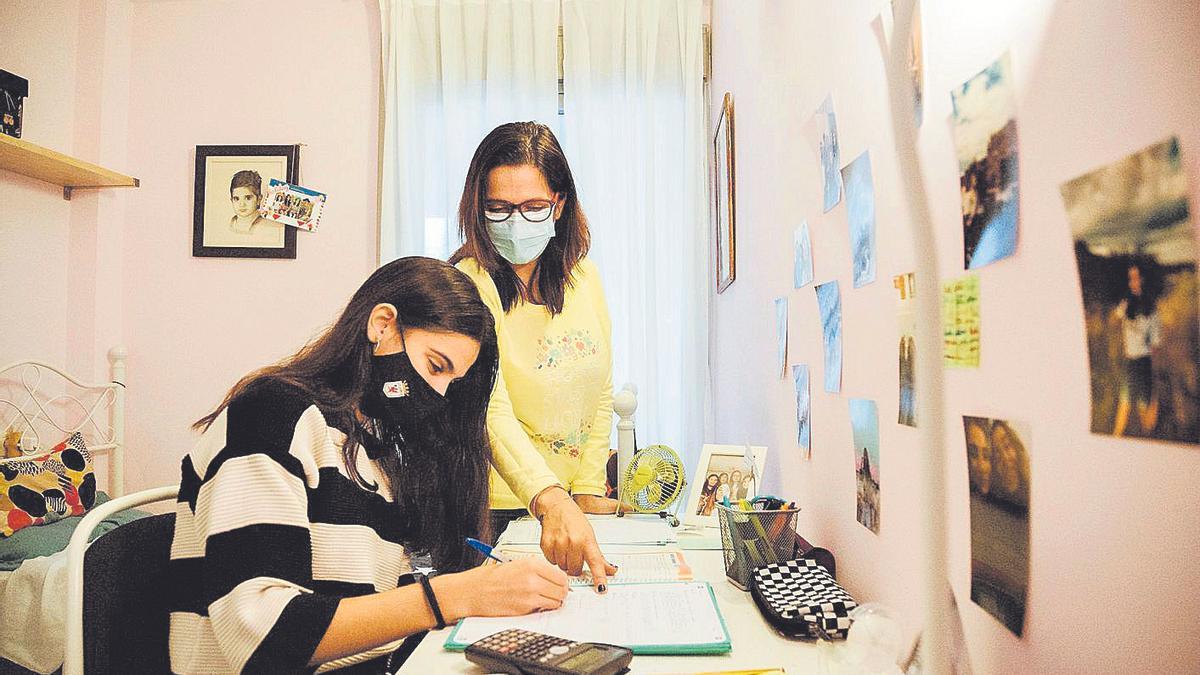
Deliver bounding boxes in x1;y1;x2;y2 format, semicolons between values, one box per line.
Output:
475;628;580;663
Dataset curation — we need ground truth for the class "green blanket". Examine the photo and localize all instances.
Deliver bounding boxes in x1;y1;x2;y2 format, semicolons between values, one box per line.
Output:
0;493;151;571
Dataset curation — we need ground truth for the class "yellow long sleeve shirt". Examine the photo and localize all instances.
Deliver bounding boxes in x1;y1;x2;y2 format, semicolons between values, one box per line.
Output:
456;257;614;510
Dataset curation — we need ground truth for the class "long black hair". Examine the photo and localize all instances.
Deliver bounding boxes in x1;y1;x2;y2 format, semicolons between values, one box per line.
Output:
195;257;497;572
449;121;590;315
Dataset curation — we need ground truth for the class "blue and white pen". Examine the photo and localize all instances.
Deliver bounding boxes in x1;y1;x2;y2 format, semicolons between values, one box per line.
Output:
465;537;510;563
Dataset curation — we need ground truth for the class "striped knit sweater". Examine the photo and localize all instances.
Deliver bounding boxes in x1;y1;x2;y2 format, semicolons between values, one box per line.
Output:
167;381;412;673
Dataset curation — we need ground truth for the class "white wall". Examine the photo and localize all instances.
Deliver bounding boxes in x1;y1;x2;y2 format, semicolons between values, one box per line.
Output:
709;1;1200;672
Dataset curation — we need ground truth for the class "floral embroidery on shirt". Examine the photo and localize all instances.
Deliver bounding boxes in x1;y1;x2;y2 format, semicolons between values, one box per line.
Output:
532;423;593;458
536;329;599;370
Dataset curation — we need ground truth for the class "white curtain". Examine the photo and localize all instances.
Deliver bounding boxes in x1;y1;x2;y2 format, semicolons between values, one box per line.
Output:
379;0;710;472
560;0;709;469
379;0;561;260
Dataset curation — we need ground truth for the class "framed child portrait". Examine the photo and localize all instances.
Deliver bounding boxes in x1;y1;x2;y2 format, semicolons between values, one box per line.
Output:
684;443;767;528
192;144;300;259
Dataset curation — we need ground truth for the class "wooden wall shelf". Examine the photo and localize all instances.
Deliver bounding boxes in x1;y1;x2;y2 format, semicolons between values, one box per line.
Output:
0;133;139;200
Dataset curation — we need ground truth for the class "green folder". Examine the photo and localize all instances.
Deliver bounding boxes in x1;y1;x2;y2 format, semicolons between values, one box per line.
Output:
442;581;732;655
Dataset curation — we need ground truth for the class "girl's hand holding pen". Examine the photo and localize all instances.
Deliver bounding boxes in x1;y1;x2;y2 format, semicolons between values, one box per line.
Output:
446;557;570;617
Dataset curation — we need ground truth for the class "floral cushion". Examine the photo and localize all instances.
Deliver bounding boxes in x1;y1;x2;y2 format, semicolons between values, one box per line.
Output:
0;432;97;538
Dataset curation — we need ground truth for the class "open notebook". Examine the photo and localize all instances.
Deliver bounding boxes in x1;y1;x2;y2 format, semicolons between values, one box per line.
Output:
443;581;731;655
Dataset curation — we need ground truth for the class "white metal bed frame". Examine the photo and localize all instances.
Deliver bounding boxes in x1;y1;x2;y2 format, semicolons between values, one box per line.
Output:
0;346;127;497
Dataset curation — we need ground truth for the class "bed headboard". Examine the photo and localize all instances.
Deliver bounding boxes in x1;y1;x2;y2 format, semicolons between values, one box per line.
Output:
0;346;127;497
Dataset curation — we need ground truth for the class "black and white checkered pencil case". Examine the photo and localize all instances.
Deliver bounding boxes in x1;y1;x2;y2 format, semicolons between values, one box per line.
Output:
749;558;858;640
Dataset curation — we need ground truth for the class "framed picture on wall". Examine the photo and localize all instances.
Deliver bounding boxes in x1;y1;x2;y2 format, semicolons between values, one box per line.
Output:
192;144;300;259
714;93;736;293
684;443;767;528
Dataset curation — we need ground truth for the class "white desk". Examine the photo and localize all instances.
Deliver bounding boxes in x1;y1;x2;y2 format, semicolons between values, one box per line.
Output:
399;534;825;673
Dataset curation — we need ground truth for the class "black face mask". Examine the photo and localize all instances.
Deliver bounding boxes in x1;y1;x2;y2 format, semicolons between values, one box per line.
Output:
360;350;449;439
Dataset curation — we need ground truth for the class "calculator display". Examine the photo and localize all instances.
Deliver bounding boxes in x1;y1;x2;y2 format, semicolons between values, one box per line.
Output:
558;648;609;670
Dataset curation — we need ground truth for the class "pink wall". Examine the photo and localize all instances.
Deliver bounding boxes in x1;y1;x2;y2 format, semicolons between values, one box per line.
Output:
709;1;1200;672
122;0;381;491
0;1;83;369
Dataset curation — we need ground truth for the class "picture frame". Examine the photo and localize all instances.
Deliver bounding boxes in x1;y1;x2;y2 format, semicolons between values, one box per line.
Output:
193;144;300;259
713;92;736;293
684;443;768;528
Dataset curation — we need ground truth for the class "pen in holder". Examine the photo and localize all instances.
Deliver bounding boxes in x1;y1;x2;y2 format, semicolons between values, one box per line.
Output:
716;502;800;590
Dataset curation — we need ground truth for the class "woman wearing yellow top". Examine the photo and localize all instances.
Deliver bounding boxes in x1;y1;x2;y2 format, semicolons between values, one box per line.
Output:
451;121;619;593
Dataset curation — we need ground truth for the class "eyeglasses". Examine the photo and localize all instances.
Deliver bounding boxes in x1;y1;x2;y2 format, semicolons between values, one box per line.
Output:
483;198;557;223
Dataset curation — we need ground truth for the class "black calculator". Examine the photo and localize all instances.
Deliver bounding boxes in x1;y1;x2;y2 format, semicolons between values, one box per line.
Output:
464;628;633;675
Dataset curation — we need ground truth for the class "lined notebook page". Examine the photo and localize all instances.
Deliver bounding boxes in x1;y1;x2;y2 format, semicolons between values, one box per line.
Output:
448;582;727;648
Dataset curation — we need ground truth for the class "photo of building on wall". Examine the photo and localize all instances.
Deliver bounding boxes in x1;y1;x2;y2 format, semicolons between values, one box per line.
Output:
850;398;880;534
1060;136;1200;444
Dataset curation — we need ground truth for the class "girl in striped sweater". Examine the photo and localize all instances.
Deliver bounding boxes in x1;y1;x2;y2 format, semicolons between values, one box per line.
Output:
167;257;569;674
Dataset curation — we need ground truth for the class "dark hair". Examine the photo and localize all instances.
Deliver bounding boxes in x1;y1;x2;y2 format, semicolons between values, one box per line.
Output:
194;257;497;571
230;170;263;199
1123;260;1160;319
449;121;590;315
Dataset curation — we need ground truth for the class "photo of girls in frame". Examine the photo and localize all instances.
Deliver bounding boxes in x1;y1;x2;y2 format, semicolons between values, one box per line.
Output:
193;144;300;258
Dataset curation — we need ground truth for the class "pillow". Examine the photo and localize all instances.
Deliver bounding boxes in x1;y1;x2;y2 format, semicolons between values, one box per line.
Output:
0;432;97;538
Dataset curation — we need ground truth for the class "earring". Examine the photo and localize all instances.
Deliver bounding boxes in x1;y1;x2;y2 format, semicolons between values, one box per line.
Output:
372;330;384;356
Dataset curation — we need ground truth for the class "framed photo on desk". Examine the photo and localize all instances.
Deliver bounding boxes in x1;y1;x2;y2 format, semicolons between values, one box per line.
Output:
685;444;767;528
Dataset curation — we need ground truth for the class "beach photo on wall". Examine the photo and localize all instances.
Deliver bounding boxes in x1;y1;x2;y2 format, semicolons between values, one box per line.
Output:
895;272;917;426
816;280;843;393
850;399;880;534
793;365;811;458
775;297;789;379
951;52;1019;270
842;150;877;288
794;221;814;288
963;415;1031;636
807;94;843;213
1060;136;1199;443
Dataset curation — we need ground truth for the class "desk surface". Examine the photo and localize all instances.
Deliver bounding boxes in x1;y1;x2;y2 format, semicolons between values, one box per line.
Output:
400;535;826;673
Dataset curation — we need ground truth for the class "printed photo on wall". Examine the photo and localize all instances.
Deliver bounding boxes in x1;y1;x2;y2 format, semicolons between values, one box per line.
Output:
775;297;789;378
963;415;1030;636
951;52;1018;270
806;94;843;213
942;274;980;368
850;399;880;534
714;93;737;293
192;144;299;259
793;365;811;458
794;221;814;288
909;0;924;127
842;150;878;288
895;272;917;426
1060;136;1200;443
816;280;843;393
260;179;327;232
875;0;924;127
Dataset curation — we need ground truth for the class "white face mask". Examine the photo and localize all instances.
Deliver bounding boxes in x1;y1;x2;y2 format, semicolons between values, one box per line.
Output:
486;211;556;265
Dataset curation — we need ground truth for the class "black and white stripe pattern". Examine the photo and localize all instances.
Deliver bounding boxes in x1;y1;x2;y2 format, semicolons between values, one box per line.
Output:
168;381;413;674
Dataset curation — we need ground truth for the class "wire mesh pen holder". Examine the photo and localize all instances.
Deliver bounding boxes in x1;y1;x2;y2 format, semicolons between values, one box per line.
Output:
716;503;799;590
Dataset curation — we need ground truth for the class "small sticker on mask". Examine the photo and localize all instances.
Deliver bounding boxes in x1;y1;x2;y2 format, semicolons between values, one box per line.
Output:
382;381;410;398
